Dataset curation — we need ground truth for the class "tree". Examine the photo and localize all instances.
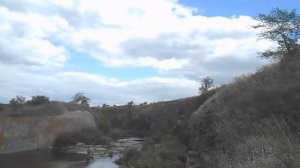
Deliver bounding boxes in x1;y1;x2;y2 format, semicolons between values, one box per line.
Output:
127;101;134;107
71;92;90;106
199;76;214;94
9;96;26;106
97;113;111;133
27;95;49;105
252;8;300;59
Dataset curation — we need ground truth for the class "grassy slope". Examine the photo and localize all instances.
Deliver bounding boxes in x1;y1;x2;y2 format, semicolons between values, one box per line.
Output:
0;101;91;117
94;92;216;137
186;53;300;167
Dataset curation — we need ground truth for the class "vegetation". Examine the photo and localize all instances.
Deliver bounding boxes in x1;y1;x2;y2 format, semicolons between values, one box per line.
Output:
9;96;26;106
52;128;110;153
253;8;300;59
127;101;134;106
2;101;65;116
96;113;111;133
71;92;90;106
117;135;186;168
198;76;214;94
184;54;300;167
26;95;49;105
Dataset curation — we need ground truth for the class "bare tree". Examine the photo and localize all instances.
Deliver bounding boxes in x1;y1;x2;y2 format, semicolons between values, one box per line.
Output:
199;76;214;94
9;96;26;106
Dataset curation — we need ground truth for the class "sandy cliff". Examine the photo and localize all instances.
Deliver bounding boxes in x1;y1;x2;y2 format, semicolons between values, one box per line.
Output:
0;104;97;154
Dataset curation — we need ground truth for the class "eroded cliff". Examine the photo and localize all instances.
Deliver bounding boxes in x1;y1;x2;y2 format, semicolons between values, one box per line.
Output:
0;102;97;153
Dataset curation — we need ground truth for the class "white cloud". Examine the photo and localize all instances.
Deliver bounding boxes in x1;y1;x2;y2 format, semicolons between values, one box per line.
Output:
0;0;276;104
0;64;198;105
0;6;69;68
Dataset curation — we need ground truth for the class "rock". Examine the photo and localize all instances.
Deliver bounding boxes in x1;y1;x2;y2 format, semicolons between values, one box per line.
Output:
0;110;97;154
63;137;143;157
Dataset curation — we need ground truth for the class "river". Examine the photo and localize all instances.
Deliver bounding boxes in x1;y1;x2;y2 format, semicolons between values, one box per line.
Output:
0;137;143;168
0;149;118;168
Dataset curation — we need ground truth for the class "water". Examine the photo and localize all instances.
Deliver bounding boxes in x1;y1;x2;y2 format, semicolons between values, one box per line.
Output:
0;149;118;168
88;156;118;168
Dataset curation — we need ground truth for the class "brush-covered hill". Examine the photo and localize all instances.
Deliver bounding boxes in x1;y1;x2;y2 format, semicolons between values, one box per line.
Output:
94;51;300;168
184;53;300;167
93;93;216;137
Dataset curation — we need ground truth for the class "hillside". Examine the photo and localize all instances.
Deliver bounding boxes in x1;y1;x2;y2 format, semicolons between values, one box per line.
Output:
184;52;300;167
93;93;216;137
92;51;300;168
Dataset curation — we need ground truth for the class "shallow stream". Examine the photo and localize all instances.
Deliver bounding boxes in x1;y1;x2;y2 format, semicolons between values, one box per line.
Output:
0;137;143;168
0;149;118;168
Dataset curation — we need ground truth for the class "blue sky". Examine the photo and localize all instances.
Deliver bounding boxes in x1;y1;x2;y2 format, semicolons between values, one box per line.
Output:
179;0;298;17
0;0;298;105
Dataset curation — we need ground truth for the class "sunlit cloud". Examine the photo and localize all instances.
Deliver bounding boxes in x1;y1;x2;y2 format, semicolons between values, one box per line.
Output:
0;0;275;104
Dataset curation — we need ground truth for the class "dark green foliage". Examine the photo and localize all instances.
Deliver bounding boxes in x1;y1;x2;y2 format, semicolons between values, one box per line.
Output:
27;95;49;105
253;8;300;59
71;92;90;106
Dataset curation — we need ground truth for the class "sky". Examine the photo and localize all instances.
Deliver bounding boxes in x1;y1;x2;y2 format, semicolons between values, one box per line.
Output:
0;0;298;105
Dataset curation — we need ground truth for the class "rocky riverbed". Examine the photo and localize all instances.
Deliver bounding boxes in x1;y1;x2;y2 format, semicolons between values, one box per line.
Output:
63;137;143;157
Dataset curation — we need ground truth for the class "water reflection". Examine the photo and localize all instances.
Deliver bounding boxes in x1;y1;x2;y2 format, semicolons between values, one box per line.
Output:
87;156;118;168
0;149;118;168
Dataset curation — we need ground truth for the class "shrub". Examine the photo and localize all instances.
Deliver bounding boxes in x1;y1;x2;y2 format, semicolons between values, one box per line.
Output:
96;113;111;133
117;135;186;168
71;92;90;106
27;95;49;105
52;129;110;153
9;96;26;106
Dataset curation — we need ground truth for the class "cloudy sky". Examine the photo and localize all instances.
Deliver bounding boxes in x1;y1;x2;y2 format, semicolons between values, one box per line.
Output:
0;0;297;105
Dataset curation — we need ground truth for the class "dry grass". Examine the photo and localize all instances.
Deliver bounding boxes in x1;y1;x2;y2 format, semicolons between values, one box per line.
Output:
187;54;300;167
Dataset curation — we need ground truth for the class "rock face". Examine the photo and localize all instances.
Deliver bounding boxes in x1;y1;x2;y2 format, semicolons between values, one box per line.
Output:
0;109;97;154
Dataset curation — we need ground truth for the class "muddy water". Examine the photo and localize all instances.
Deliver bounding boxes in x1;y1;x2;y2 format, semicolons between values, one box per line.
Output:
0;149;118;168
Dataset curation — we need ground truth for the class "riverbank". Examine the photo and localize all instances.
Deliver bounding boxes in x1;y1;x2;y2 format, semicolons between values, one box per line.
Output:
0;137;143;168
63;137;143;157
